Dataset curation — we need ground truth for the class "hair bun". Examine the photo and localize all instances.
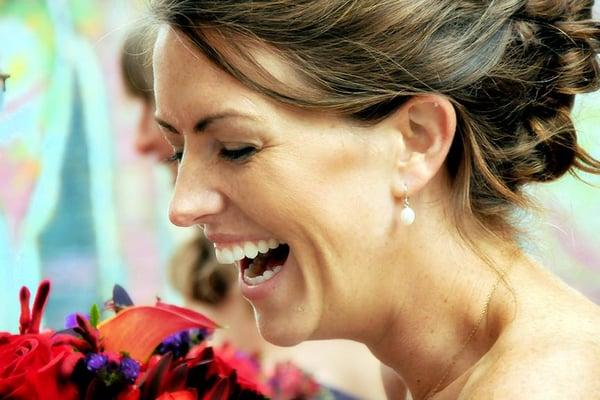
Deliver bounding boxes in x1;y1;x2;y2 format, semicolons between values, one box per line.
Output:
507;1;600;182
515;0;600;94
522;0;593;21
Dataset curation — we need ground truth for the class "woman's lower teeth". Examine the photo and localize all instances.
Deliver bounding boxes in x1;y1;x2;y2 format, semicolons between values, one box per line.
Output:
243;265;282;286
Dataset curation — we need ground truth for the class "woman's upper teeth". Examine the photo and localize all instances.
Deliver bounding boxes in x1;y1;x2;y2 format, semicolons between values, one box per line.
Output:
215;239;281;264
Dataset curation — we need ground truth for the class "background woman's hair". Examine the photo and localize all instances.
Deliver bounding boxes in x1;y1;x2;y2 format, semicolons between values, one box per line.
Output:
149;0;600;248
169;233;237;305
120;26;155;102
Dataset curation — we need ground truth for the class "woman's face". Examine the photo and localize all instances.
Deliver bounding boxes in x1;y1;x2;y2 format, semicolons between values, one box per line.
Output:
153;27;403;345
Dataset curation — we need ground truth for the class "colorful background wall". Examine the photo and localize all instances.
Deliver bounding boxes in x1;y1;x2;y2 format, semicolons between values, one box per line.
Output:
0;0;187;331
1;0;599;331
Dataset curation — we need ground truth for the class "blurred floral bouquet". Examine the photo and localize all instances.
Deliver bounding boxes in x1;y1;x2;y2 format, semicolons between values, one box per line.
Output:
0;281;322;400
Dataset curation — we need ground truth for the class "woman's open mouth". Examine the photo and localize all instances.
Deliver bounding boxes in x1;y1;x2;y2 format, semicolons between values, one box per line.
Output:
241;242;289;285
215;240;290;286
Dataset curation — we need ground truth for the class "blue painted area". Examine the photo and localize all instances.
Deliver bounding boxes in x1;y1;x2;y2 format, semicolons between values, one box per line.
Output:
0;214;15;331
72;35;126;299
39;80;100;329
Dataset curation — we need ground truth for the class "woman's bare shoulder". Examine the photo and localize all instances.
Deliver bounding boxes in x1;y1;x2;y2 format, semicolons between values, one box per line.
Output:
461;328;600;399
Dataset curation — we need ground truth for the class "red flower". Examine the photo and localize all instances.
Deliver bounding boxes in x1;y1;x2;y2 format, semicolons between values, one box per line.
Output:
0;280;78;400
266;362;321;399
1;281;271;400
116;385;141;400
187;346;267;399
157;389;197;400
0;333;77;399
211;343;263;392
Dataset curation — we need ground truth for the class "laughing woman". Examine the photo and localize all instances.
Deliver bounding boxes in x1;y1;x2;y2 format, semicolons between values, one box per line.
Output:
148;1;600;399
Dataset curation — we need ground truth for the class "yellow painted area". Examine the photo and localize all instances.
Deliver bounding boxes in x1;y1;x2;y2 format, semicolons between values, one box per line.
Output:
26;13;54;48
7;57;27;82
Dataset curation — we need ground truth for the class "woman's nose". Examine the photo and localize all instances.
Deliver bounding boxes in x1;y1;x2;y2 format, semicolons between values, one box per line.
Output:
168;162;226;227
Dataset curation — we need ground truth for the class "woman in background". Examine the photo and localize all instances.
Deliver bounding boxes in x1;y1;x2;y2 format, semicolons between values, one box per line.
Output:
121;28;174;172
120;27;388;400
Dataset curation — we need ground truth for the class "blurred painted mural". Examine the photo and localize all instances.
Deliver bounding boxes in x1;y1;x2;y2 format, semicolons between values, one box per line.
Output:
0;1;599;331
0;0;185;331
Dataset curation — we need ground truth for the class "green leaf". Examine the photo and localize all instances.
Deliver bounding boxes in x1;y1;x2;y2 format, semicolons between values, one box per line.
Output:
89;304;101;328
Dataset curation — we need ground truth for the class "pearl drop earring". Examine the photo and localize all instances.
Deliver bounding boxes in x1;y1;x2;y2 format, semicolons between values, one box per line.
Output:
400;183;415;226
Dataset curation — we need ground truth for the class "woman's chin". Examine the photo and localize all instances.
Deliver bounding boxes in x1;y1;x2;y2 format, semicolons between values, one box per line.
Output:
253;310;314;347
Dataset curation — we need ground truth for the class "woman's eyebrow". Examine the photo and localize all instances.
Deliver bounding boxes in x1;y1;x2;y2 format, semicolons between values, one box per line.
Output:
154;111;259;135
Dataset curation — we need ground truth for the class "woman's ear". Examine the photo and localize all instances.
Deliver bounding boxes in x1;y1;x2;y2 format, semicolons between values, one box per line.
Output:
382;95;457;198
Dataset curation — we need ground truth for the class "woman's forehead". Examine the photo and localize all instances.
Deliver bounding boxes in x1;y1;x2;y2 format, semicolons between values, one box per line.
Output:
152;28;258;123
152;26;329;128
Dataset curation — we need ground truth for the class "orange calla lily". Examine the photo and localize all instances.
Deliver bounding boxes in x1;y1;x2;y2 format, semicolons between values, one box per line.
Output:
98;302;218;362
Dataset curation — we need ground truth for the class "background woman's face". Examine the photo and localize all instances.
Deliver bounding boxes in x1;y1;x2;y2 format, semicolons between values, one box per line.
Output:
135;101;172;159
153;27;401;345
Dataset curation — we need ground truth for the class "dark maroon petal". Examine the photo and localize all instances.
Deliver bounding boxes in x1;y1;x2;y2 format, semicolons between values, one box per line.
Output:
51;333;92;352
139;352;173;400
164;363;188;393
202;374;235;400
18;286;31;334
30;280;51;334
75;313;100;351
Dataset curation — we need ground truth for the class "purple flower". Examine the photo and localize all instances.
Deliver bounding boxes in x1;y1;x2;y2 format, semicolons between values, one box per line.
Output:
119;356;140;383
85;353;108;373
64;312;89;329
156;330;191;358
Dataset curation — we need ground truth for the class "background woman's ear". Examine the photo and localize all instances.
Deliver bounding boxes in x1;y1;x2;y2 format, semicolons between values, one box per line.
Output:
382;95;457;197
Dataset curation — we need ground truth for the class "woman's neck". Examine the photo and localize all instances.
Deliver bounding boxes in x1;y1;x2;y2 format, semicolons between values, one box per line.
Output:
365;225;522;399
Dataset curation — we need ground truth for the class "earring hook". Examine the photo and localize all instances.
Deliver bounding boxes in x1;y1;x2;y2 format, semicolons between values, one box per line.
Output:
400;182;415;226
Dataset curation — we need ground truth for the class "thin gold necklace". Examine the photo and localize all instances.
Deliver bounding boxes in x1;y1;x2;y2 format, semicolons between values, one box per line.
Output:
423;276;503;400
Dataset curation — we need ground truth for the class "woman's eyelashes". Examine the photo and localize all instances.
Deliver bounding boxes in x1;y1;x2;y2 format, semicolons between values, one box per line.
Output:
166;145;258;164
219;145;258;162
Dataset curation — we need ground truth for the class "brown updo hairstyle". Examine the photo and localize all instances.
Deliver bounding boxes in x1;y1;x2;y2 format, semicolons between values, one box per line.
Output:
149;0;600;250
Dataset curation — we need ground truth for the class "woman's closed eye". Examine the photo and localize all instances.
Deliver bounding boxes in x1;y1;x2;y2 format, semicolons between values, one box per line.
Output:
219;145;258;162
166;145;258;164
